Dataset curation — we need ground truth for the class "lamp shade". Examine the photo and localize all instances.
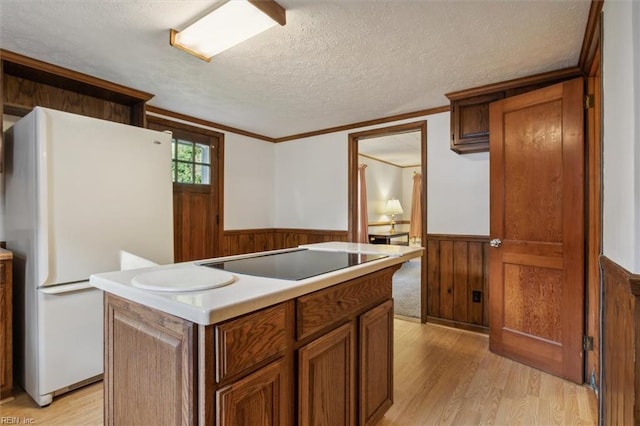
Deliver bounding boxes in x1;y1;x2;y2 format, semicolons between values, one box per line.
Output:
385;199;404;215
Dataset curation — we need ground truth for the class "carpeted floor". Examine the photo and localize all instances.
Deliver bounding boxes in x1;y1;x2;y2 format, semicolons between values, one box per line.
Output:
392;259;421;318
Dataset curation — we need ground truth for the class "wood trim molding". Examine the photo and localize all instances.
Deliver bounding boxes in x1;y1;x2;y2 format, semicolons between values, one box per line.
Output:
1;49;153;105
348;120;428;323
348;121;428;243
427;234;490;243
368;220;410;227
426;317;488;335
273;228;348;236
578;1;604;75
278;106;448;143
445;66;584;100
224;228;275;236
248;0;286;26
146;106;276;142
358;153;419;169
147;105;448;144
147;115;224;139
223;228;348;236
601;255;640;296
222;228;350;257
359;152;403;168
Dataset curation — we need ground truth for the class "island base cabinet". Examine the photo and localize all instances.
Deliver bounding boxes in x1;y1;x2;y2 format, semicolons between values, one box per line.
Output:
299;322;356;426
359;300;394;426
104;294;197;426
103;265;401;425
216;358;287;426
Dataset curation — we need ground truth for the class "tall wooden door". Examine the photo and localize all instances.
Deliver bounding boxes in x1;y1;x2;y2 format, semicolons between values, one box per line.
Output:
488;78;584;384
148;117;224;263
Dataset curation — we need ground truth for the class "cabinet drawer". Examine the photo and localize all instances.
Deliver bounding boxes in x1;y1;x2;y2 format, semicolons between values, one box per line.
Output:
296;268;394;341
215;303;287;383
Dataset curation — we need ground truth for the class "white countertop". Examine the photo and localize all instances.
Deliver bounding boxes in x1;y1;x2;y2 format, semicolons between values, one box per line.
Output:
90;242;423;325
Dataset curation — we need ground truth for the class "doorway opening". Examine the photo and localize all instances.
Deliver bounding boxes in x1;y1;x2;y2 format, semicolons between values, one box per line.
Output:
348;121;427;322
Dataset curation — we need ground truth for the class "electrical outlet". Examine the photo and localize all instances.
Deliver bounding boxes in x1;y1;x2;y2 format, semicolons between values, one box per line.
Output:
472;290;482;303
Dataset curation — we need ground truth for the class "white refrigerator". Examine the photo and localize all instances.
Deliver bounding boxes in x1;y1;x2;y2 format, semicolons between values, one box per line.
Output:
5;107;174;406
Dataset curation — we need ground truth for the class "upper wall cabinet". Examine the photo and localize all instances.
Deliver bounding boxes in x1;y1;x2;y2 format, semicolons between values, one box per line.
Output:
1;49;153;127
445;67;584;154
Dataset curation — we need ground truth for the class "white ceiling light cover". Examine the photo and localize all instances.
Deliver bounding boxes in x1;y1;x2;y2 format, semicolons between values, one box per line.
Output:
172;0;278;60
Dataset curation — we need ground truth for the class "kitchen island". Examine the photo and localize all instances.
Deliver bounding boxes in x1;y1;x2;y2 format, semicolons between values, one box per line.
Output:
90;242;422;426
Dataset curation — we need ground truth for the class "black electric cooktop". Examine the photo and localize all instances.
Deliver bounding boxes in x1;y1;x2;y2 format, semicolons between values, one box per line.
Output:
201;248;388;281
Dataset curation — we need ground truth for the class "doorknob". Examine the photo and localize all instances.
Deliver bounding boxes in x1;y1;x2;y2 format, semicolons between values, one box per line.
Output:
490;238;502;248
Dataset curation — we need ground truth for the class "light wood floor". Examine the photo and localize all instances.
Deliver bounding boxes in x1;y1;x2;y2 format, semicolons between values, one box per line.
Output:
1;320;597;425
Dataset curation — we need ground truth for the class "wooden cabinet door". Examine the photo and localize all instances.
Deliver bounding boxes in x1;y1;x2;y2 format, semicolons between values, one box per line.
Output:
216;359;287;426
489;78;584;383
0;261;8;398
105;294;196;426
299;322;355;426
359;300;393;426
450;92;505;153
0;260;10;399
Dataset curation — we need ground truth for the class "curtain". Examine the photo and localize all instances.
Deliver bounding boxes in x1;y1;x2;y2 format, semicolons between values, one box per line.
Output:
357;164;369;243
409;173;423;243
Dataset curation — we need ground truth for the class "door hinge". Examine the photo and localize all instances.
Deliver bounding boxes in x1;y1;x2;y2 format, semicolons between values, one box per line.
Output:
584;94;594;109
583;335;594;351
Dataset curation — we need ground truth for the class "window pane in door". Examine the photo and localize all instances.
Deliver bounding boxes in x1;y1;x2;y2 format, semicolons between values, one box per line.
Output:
194;164;210;184
176;161;193;183
177;141;193;161
194;143;210;163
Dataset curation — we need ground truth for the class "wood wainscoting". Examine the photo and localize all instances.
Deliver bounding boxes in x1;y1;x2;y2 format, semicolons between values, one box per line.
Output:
222;228;349;257
426;234;490;333
601;256;640;426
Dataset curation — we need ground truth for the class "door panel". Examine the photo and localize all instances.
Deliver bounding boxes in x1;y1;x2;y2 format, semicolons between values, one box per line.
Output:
489;78;584;384
298;322;355;426
173;186;217;262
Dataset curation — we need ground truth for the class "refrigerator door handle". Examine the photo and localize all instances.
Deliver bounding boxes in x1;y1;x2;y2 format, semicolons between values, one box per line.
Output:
39;281;95;295
36;108;50;287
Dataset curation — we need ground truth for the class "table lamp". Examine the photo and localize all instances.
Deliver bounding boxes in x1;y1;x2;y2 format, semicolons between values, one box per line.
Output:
385;199;403;234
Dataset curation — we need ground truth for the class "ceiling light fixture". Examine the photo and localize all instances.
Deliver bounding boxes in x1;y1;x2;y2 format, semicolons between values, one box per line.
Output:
170;0;286;62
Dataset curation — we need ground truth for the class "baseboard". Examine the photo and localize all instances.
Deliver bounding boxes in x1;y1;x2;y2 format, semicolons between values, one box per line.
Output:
426;316;488;334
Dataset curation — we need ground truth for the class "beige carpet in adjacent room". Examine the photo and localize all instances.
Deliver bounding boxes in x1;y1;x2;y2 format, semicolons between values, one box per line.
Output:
392;259;420;318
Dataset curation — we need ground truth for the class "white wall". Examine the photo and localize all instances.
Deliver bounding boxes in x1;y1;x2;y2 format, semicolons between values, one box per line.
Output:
145;112;276;231
224;133;275;230
273;111;490;236
2;110;490;239
274;135;348;230
602;0;640;273
426;113;489;235
358;155;404;223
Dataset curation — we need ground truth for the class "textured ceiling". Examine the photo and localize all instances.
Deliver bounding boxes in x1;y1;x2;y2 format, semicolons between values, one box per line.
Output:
359;131;422;167
0;0;590;139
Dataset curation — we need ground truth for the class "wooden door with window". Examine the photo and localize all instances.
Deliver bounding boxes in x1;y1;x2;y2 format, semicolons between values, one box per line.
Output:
148;117;223;262
488;78;584;384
